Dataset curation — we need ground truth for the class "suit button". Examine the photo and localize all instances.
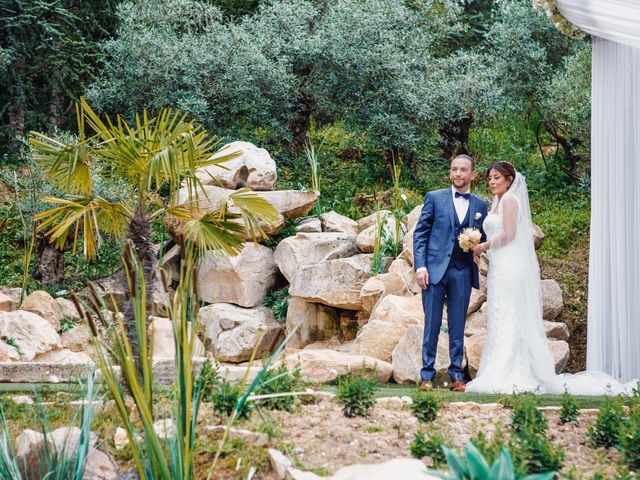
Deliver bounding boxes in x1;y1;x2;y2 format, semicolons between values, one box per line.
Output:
448;253;451;257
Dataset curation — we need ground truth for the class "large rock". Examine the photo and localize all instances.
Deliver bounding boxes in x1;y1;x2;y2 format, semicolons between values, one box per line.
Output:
0;361;94;383
356;212;405;254
274;232;358;282
21;290;63;331
359;261;420;315
197;243;278;307
532;224;545;250
351;320;407;362
0;311;61;360
368;294;423;327
285;297;339;349
468;275;487;314
297;216;322;233
61;325;91;352
0;341;20;361
332;457;440;480
359;276;386;315
544;320;570;341
289;254;372;310
541;279;563;320
195;141;277;190
0;292;16;312
357;210;390;232
392;325;462;385
33;348;92;363
548;340;570;373
465;303;487;337
405;205;423;231
400;224;416;266
150;316;205;359
320;211;359;235
200;304;283;362
0;287;21;305
281;349;392;383
55;297;81;321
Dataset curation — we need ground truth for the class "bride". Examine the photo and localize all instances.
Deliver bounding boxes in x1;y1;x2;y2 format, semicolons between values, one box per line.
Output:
465;161;637;396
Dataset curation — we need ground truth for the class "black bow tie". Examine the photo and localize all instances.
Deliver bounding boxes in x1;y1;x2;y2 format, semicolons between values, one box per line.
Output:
455;191;470;200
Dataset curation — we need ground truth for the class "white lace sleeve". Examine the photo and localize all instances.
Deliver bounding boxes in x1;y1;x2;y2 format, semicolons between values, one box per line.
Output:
490;195;518;249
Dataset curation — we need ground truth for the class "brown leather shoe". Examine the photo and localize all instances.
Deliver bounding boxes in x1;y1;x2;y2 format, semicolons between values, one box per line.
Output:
450;381;465;393
419;380;433;391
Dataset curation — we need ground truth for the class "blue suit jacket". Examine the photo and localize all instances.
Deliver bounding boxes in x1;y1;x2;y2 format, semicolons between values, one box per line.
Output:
413;188;488;290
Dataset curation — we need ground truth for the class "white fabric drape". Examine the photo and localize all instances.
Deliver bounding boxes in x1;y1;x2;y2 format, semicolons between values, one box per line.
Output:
587;37;640;382
556;0;640;49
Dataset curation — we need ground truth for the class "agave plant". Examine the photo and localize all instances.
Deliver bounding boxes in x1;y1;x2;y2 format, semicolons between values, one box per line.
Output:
430;441;556;480
29;98;279;368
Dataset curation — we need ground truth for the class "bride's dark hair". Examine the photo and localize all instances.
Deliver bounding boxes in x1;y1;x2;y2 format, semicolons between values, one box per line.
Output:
485;161;516;187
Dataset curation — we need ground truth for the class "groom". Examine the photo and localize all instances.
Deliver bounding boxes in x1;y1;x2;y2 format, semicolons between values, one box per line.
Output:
413;154;487;392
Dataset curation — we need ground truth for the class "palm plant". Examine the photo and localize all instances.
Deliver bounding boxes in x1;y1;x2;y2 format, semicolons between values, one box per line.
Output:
29;98;279;367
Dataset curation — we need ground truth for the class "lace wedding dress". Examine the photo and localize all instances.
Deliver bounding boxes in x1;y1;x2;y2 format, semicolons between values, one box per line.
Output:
466;173;638;396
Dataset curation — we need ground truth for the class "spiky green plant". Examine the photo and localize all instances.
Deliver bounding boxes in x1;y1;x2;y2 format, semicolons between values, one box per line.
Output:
304;137;322;220
390;154;408;256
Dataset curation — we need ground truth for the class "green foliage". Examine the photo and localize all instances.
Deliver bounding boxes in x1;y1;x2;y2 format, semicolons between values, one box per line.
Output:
3;337;23;358
410;429;449;467
510;394;548;435
264;219;301;249
336;369;378;417
619;409;640;470
263;287;289;323
588;396;627;449
559;390;580;424
411;390;441;423
59;317;76;334
255;362;303;412
431;441;556;480
209;380;253;421
510;425;565;475
469;429;507;466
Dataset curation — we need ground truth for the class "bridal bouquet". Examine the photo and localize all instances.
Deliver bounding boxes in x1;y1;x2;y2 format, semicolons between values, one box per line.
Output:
458;227;481;252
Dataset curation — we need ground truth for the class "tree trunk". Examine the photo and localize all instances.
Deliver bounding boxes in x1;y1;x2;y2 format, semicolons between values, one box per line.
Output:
33;234;67;285
544;120;583;181
287;93;315;154
439;115;474;160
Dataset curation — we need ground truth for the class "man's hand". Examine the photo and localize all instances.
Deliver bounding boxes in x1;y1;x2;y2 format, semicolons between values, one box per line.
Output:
416;269;429;290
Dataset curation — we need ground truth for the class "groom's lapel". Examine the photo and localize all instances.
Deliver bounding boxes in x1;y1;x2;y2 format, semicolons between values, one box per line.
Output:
469;195;477;224
446;190;455;231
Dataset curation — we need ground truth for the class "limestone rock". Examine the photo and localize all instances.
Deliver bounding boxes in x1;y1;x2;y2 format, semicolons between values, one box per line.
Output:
465;332;488;378
467;275;487;314
0;341;20;361
405;204;423;231
153;418;176;440
161;244;181;282
285;297;339;349
289;254;372;310
297;216;322;233
0;361;94;383
357;210;391;232
532;224;545;250
400;224;416;266
548;340;570;373
205;425;268;446
332;457;440;480
197;243;278;307
200;304;283;362
84;447;121;479
55;297;81;321
465;303;487;337
541;279;564;320
544;320;570;341
61;325;91;352
368;294;423;327
351;320;407;362
268;448;292;480
195;141;277;190
281;349;392;383
0;292;16;312
21;290;63;331
274;232;358;282
0;287;21;305
360;276;386;315
387;258;420;295
0;311;61;360
33;348;92;363
114;427;129;450
339;310;360;341
356;212;405;254
320;211;359;235
150;316;205;359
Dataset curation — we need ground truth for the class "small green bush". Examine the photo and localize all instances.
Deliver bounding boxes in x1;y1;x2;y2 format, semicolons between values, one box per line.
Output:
59;317;76;334
619;409;640;470
209;380;253;420
411;390;441;423
336;369;378;417
510;394;548;435
559;390;580;424
469;429;506;465
410;429;448;467
255;363;304;412
588;396;627;448
263;287;289;323
511;427;565;475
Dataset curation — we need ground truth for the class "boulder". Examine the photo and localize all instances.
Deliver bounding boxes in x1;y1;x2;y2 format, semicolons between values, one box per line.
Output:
150;316;206;358
285;297;339;349
33;348;92;363
387;258;420;295
297;216;322;233
392;325;462;385
359;276;386;315
465;303;487;337
464;332;488;378
548;340;570;373
197;243;278;307
61;325;91;352
195;141;277;190
153;418;176;440
357;210;390;232
400;224;416;266
55;297;81;321
405;204;423;231
0;287;21;305
0;361;94;383
274;232;358;282
289;254;372;310
281;348;392;383
21;290;63;331
0;292;15;312
84;446;121;479
355;212;405;254
200;304;283;362
351;320;407;362
543;321;570;341
114;427;128;450
0;341;20;361
339;310;360;341
541;279;564;320
368;294;423;327
467;275;487;314
332;457;440;480
161;244;182;283
320;211;359;235
0;311;61;360
532;224;545;250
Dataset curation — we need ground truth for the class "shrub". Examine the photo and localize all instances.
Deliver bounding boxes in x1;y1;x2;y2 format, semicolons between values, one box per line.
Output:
255;362;304;412
469;429;506;465
263;287;289;323
510;426;565;475
411;390;441;423
619;409;640;470
208;380;253;420
336;369;378;417
510;394;548;435
588;396;627;448
559;390;580;424
410;429;448;467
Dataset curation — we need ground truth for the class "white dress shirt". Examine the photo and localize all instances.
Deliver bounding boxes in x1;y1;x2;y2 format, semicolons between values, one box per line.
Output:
416;187;471;274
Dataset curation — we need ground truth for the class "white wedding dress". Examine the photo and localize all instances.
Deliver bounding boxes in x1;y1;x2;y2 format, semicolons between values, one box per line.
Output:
466;173;638;396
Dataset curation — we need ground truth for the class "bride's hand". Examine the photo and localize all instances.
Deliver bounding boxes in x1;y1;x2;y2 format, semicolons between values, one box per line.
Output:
472;244;484;257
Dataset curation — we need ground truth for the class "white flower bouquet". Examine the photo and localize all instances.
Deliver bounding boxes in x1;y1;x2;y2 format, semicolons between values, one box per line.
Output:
458;227;482;253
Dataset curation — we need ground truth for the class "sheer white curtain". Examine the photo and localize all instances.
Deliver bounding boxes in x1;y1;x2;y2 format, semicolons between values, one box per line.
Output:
555;0;640;381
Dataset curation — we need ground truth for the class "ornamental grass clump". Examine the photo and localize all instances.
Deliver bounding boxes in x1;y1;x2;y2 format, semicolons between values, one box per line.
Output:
411;390;441;423
336;369;378;417
588;395;627;448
